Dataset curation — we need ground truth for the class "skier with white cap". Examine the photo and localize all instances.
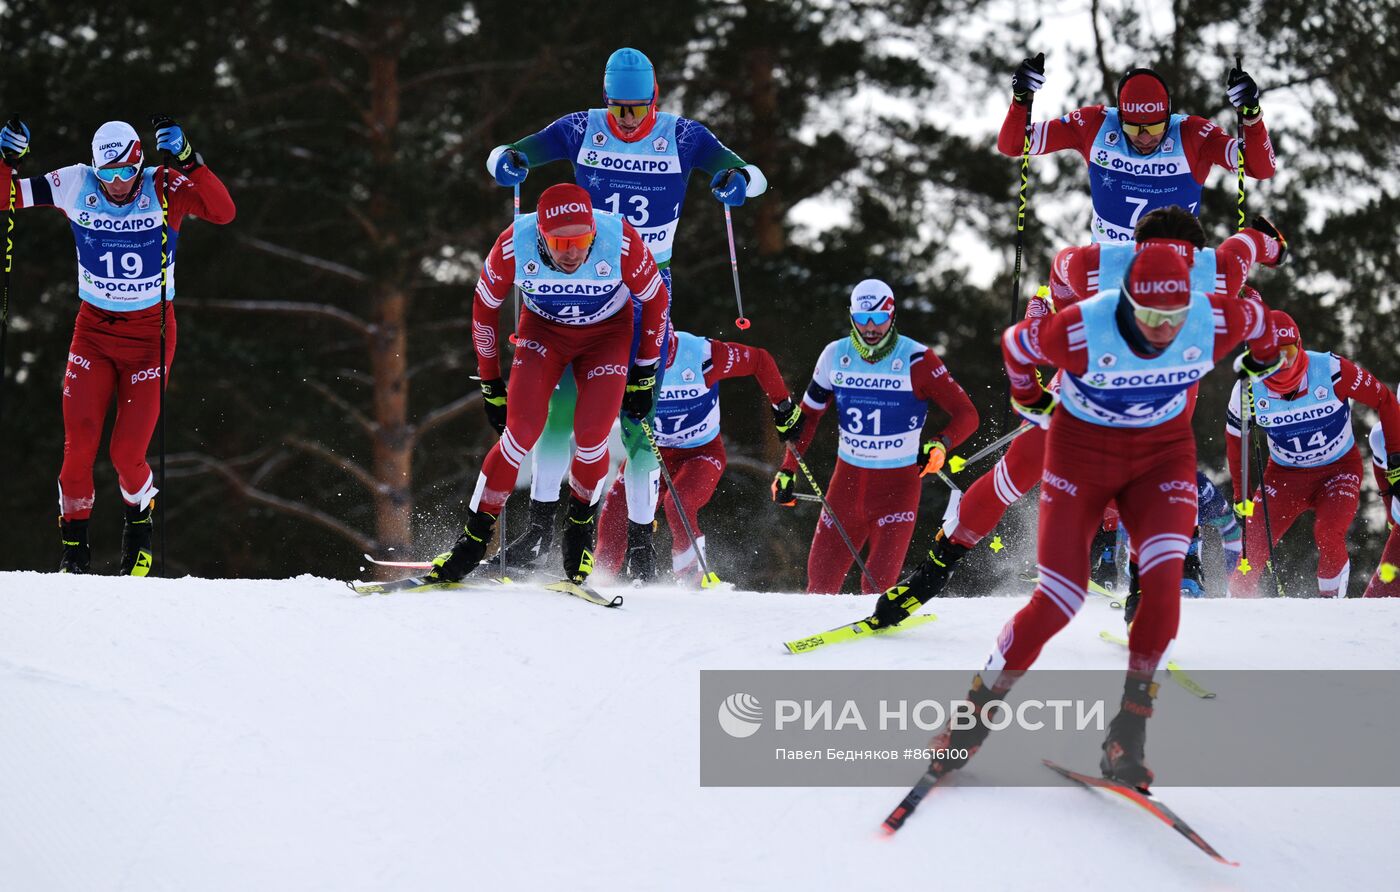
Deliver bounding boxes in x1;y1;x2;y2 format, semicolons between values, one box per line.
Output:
0;115;235;575
773;279;979;594
482;47;768;582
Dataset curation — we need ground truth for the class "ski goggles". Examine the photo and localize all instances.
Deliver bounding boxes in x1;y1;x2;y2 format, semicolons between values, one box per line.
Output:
851;310;892;327
1278;343;1301;365
1121;120;1168;137
607;101;651;120
95;164;139;183
1124;291;1190;328
542;229;595;254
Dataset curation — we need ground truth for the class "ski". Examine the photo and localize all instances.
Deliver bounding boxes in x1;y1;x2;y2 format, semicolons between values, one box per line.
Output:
347;575;507;596
362;553;434;570
881;766;948;834
1097;631;1217;699
783;612;938;654
543;579;624;608
1087;579;1123;609
1042;759;1239;866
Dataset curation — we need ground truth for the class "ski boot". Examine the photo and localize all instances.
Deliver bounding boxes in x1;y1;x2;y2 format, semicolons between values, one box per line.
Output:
1100;674;1158;792
926;673;1006;777
1123;562;1141;625
1089;526;1118;591
484;498;558;572
1180;531;1205;597
622;520;657;584
561;496;598;585
119;500;155;577
870;531;968;628
58;518;91;574
426;510;498;582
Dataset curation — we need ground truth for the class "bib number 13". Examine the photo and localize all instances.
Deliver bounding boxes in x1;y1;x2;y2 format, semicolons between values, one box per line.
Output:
603;193;650;226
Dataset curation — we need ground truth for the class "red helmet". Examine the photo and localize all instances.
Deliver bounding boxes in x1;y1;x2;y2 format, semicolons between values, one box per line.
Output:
1122;242;1191;310
1117;69;1170;124
536;183;594;235
1270;310;1301;349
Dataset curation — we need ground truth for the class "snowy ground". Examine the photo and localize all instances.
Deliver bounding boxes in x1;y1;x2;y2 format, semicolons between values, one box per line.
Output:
2;572;1398;891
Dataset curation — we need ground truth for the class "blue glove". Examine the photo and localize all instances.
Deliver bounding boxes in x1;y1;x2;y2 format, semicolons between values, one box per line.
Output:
491;147;528;187
1;116;30;162
710;168;748;206
151;115;200;171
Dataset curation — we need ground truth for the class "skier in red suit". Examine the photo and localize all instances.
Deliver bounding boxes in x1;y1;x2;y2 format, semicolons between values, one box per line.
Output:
1363;418;1400;598
594;330;801;583
426;183;669;587
0;116;235;575
1226;310;1400;597
897;245;1280;793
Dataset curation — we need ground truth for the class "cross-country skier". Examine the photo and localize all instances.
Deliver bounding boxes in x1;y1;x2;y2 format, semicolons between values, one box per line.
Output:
1226;308;1400;597
999;56;1276;242
484;47;767;578
1363;417;1400;597
0;116;235;575
871;206;1282;618
771;279;978;594
902;245;1281;792
593;330;802;582
425;183;669;587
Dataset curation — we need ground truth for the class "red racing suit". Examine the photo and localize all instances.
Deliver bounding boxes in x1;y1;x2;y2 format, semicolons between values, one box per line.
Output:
0;163;235;519
995;293;1275;675
469;218;668;515
1365;424;1400;598
595;339;790;581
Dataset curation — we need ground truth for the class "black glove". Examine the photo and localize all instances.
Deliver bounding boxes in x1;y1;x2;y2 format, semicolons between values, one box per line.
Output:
1250;214;1289;266
1226;68;1261;118
772;398;804;442
1012;53;1046;105
623;365;657;421
1;115;30;163
1234;350;1283;380
479;378;507;434
771;469;796;507
150;114;202;172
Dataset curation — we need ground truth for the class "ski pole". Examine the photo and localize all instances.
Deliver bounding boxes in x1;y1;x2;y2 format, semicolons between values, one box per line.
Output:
1003;54;1040;432
1252;425;1286;597
947;422;1033;474
156;150;171;578
723;205;750;330
784;443;879;592
1234;54;1246;233
1234;378;1253;579
1;156;14;428
638;418;720;588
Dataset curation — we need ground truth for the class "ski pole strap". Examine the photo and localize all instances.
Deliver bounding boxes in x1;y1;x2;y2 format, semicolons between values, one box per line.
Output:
638;419;721;588
723;205;749;330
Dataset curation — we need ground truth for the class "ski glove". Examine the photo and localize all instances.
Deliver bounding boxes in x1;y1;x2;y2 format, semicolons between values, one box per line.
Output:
1251;214;1289;267
771;469;796;507
622;365;657;421
1012;53;1046;104
151;115;201;172
919;438;948;477
1233;349;1284;381
1011;388;1058;430
772;398;804;442
1386;455;1400;491
491;147;529;187
0;116;30;162
479;378;507;434
1226;68;1262;119
710;168;749;206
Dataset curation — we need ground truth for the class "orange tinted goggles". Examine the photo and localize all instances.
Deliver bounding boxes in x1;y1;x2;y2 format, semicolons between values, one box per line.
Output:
1121;120;1168;137
543;230;596;253
607;102;650;119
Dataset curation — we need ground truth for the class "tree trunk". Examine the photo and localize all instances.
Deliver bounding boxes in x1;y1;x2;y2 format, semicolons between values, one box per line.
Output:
744;27;784;257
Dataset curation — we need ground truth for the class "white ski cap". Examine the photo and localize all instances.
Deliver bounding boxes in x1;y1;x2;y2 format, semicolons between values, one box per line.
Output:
91;121;142;168
850;278;896;314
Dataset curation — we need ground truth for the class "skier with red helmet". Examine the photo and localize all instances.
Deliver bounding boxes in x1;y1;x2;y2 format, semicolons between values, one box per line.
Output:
425;184;669;589
1226;306;1400;597
483;48;766;581
998;57;1276;242
897;245;1281;793
0;115;235;575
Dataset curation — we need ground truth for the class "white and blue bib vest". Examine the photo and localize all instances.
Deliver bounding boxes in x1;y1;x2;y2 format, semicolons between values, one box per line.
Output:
654;331;721;448
1251;351;1356;467
1088;110;1203;244
829;335;929;469
60;167;175;312
1060;290;1215;428
576;110;685;265
512;210;629;326
1097;243;1220;296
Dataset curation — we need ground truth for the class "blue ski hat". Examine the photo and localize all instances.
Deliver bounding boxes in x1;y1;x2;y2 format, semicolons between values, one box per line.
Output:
604;48;656;102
